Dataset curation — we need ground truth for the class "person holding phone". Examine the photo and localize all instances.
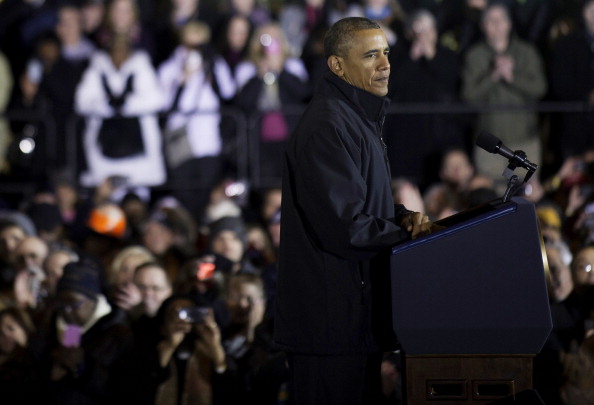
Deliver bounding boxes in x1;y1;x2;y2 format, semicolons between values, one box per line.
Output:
36;260;136;404
130;294;224;405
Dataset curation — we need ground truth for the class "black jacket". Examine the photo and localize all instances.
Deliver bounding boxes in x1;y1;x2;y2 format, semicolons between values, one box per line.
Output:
274;71;411;355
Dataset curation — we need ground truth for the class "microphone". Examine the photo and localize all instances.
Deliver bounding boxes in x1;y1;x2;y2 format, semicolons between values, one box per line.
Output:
476;130;538;172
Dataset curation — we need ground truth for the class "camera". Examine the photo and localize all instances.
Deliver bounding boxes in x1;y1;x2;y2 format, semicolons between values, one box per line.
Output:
177;306;209;323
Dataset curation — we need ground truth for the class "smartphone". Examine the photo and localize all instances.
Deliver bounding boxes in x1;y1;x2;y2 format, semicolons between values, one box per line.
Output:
62;324;82;347
177;306;209;323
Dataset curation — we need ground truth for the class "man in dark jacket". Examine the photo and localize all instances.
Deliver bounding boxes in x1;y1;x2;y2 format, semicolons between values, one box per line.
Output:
274;16;438;405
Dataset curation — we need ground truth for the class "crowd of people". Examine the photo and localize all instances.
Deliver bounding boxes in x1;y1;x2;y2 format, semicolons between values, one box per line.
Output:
0;0;594;404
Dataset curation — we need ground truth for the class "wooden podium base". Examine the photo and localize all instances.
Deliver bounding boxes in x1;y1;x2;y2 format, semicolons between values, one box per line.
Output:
403;354;534;404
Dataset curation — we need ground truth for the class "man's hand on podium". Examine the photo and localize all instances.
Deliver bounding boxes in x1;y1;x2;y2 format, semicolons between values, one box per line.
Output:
400;212;444;239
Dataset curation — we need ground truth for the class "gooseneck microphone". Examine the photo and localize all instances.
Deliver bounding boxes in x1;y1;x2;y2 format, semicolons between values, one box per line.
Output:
476;130;538;172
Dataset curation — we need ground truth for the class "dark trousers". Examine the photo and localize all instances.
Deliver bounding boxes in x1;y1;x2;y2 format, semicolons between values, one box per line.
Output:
287;352;383;405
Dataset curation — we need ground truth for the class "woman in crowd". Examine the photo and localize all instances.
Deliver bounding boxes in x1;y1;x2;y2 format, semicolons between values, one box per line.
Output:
75;0;166;189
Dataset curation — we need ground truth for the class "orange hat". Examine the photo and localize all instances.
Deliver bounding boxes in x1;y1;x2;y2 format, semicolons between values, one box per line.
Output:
87;203;126;238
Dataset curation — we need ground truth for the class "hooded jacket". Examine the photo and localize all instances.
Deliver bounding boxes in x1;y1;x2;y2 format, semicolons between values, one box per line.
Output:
274;71;411;355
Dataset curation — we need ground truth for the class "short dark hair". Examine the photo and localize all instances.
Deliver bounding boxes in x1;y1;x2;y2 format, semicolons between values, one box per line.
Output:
324;17;381;59
481;1;512;25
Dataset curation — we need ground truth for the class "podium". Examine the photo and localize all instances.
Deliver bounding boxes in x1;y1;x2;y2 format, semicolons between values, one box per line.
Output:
390;198;552;404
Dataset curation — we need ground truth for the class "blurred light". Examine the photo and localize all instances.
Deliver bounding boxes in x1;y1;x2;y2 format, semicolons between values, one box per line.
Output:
19;138;35;154
260;34;272;47
263;71;276;85
225;181;246;198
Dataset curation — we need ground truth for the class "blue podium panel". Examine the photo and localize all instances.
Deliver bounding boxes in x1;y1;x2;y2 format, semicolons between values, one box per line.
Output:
390;198;552;355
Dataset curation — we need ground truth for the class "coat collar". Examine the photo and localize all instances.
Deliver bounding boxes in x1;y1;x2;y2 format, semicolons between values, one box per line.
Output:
320;70;390;123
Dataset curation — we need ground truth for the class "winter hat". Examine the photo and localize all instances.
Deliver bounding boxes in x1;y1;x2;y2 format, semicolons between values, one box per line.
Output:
26;202;63;233
208;216;247;248
57;261;101;300
87;203;127;238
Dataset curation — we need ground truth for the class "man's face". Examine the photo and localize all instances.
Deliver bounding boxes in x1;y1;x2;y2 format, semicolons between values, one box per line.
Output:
482;6;511;44
212;230;244;263
15;237;49;271
336;28;391;97
57;291;97;326
134;266;172;317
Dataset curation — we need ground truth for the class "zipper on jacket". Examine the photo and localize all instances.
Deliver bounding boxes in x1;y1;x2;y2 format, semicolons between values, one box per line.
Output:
378;116;390;166
360;280;367;305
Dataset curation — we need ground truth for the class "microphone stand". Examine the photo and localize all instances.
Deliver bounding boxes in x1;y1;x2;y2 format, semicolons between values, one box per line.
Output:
501;150;536;203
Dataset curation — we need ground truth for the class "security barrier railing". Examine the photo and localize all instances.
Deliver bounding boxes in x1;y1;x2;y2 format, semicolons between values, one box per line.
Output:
1;101;593;204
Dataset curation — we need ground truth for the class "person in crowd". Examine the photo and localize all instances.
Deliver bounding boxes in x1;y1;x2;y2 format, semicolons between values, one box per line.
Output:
207;216;259;276
349;0;406;46
392;177;425;214
387;9;465;189
158;21;236;221
8;33;61;181
133;261;173;318
97;0;156;58
36;260;136;405
549;0;594;160
435;148;494;210
4;235;49;311
461;2;547;191
211;272;288;404
234;22;311;182
245;221;275;269
25;202;65;247
35;4;95;171
80;0;106;46
275;17;438;403
0;306;40;403
74;0;166;188
259;186;282;225
134;293;225;405
234;21;309;90
49;173;86;242
0;218;28;293
0;50;12;174
140;205;194;283
279;0;329;59
422;182;459;221
534;238;577;404
56;3;95;70
201;178;245;226
152;0;222;66
218;14;253;81
223;0;271;28
106;245;154;312
81;202;129;270
128;261;173;367
457;0;556;54
42;246;79;304
571;245;594;288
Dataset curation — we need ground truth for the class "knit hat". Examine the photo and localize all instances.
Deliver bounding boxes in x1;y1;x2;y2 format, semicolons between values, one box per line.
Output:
208;216;247;248
57;261;101;300
87;203;127;238
26;202;63;233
